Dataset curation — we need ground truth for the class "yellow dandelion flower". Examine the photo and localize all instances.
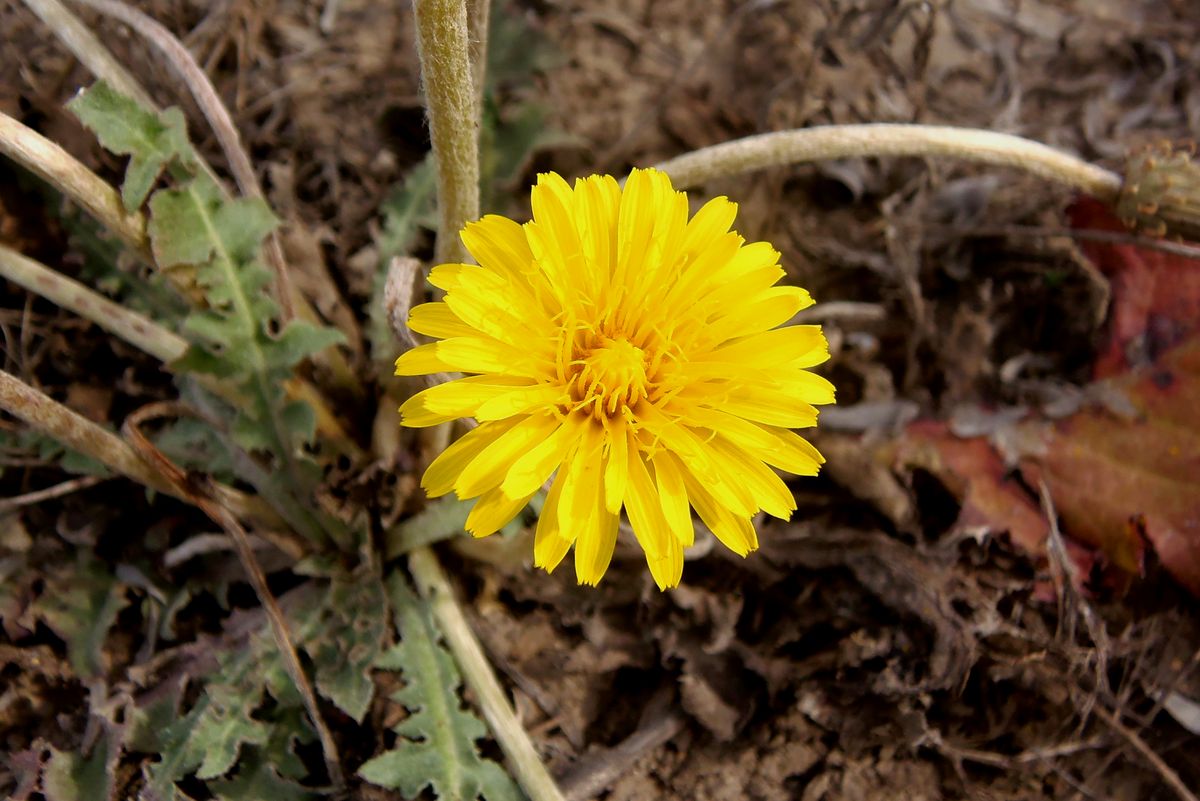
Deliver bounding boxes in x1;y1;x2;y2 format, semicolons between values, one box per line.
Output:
396;168;834;589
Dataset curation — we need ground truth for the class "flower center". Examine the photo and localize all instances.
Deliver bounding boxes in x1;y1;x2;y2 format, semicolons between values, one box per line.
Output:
568;335;650;418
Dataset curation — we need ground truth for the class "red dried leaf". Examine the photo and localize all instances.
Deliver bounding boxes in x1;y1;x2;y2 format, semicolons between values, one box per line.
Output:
1069;197;1200;379
1019;338;1200;595
894;421;1048;553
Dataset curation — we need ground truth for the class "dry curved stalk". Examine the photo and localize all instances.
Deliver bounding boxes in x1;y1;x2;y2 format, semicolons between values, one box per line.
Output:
656;124;1124;201
122;402;343;790
0;111;148;257
25;0;365;387
70;0;299;320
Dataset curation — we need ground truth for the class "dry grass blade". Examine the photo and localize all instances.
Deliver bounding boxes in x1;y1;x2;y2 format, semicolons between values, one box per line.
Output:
0;110;148;256
0;369;284;532
121;402;345;791
0;474;109;513
407;546;567;801
0;243;185;364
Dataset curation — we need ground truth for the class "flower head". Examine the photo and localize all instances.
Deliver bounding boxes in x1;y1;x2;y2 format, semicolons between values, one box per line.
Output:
396;168;834;589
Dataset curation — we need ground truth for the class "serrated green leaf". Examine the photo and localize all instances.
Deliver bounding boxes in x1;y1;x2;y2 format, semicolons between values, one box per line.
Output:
358;574;523;801
307;570;388;723
267;321;345;370
68;82;194;211
33;556;128;677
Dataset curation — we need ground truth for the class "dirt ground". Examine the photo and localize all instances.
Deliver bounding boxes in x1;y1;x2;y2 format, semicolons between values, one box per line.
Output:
2;0;1199;799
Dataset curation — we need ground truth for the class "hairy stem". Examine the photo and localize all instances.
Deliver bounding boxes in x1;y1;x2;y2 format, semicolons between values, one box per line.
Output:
467;0;491;123
656;124;1124;199
407;547;567;801
0;110;148;257
413;0;481;266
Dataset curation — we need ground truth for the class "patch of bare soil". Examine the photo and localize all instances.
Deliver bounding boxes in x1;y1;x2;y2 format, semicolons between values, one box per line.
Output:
1;0;1199;799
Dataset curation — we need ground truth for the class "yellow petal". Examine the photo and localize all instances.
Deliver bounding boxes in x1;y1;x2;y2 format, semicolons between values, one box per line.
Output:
534;471;572;571
602;417;628;514
421;418;521;497
501;413;584;497
623;443;668;560
394;342;452;377
651;450;694;547
556;418;605;536
466;486;535;538
682;471;759;557
400;375;534;427
708;435;795;520
454;413;562;499
408;302;476;339
645;536;684;591
575;508;619;586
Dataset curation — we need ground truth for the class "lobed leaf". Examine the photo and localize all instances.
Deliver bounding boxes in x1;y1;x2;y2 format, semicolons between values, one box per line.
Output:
358;573;522;801
67;82;193;211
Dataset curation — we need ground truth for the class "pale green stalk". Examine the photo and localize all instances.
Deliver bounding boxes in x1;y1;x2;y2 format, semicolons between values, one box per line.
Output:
413;0;480;266
656;124;1124;199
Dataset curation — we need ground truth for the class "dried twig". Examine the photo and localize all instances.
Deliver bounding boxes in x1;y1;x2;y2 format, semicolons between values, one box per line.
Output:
407;547;567;801
1091;704;1199;801
931;223;1200;260
0;111;148;257
122;402;344;791
21;0;155;109
0;369;282;531
0;474;109;513
656;124;1124;201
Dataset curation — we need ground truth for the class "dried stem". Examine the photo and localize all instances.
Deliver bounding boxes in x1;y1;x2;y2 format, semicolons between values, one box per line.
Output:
413;0;481;267
0;243;185;363
21;0;155;109
0;474;109;514
0;111;148;257
407;547;566;801
656;124;1124;201
0;369;281;531
0;244;357;458
122;404;344;791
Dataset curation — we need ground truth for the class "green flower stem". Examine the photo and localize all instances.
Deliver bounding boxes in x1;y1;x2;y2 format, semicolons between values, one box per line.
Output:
407;547;568;801
656;124;1124;200
0;369;283;533
0;110;149;257
413;0;481;267
467;0;491;123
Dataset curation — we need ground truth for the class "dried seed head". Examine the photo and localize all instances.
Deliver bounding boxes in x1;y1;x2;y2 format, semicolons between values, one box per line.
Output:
1118;141;1200;241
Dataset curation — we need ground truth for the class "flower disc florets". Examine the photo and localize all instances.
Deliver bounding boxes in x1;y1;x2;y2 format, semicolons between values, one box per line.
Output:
396;168;835;589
